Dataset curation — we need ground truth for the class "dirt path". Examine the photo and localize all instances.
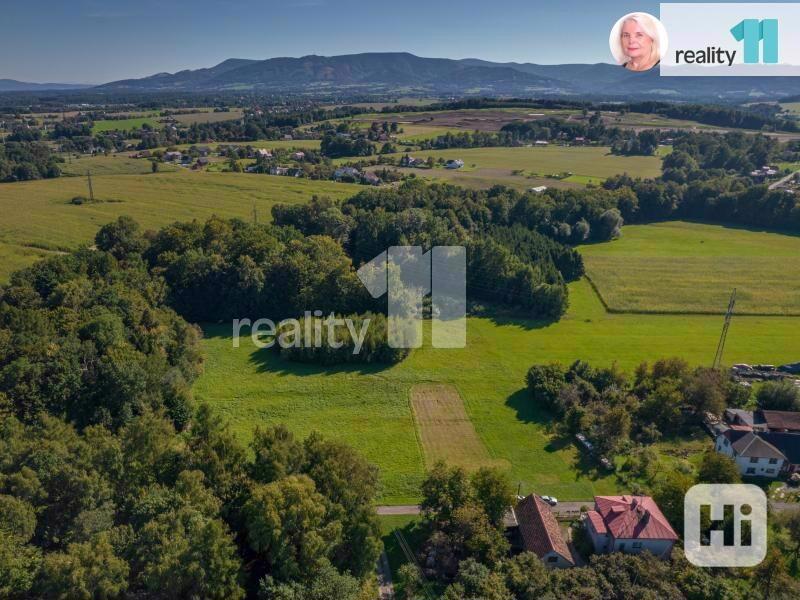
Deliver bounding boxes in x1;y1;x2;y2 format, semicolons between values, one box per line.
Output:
376;551;394;599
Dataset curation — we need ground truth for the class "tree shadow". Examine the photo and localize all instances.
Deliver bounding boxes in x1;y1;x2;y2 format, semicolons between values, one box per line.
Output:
247;345;398;377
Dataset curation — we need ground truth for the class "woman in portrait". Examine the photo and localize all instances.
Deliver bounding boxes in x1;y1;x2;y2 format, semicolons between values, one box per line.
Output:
611;13;663;72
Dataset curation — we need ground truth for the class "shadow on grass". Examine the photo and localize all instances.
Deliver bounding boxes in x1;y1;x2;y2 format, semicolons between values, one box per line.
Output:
200;322;397;376
248;345;396;377
469;302;557;332
505;388;557;430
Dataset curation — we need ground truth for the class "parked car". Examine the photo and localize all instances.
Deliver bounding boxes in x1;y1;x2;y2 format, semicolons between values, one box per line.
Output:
541;495;558;506
575;433;594;453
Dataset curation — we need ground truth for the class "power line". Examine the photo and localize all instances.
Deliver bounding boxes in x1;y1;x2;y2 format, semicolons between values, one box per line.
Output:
713;288;737;369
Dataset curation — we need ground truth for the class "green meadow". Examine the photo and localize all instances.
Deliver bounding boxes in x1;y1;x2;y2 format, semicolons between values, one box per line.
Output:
195;268;800;503
60;154;179;176
359;145;663;190
581;221;800;315
0;171;358;280
91;116;160;134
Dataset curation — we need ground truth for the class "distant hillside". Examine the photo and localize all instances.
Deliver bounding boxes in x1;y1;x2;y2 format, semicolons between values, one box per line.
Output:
0;79;92;92
95;52;800;100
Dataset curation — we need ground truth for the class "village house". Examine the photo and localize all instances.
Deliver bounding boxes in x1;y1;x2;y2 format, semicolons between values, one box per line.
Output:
534;140;549;146
291;151;305;161
269;166;290;176
163;151;182;162
196;146;212;157
362;172;381;186
507;495;574;568
715;428;800;477
723;409;800;433
401;155;423;168
585;495;678;558
333;166;361;181
256;148;273;159
530;186;548;193
445;159;464;169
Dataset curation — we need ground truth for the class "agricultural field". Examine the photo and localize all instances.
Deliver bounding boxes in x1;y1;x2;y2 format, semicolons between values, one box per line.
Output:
196;241;800;503
172;109;244;125
59;154;179;176
91;116;160;134
581;221;800;315
0;170;358;280
364;145;663;189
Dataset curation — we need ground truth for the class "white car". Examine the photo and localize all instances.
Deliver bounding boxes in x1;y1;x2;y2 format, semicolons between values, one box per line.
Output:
540;495;558;506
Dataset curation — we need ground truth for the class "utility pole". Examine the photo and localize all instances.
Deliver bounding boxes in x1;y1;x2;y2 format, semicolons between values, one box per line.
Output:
87;171;94;203
713;288;737;369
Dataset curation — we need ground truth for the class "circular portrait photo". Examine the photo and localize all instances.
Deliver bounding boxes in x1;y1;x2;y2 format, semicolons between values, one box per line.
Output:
609;12;668;72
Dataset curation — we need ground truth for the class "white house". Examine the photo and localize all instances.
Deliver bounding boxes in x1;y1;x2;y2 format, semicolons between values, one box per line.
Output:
585;495;678;559
445;159;464;169
715;429;787;478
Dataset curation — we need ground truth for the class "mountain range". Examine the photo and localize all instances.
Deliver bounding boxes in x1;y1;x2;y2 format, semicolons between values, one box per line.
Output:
10;53;800;100
94;52;800;100
0;79;93;92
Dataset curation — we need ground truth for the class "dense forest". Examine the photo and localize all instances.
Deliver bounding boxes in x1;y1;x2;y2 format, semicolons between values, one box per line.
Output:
0;232;383;599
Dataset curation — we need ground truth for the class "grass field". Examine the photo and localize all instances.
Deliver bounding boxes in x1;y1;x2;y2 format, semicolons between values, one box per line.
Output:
196;263;800;503
411;384;508;471
92;117;160;134
60;154;178;176
361;145;663;190
581;221;800;315
172;109;244;125
0;171;358;280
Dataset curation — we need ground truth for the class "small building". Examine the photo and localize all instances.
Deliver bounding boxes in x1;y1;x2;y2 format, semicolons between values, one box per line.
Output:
510;495;573;568
723;409;800;433
445;159;464;170
534;140;549;146
196;146;212;157
269;166;289;176
585;495;678;559
401;155;423;168
530;186;548;194
163;151;182;162
256;148;273;159
363;172;381;186
291;151;306;161
333;166;361;181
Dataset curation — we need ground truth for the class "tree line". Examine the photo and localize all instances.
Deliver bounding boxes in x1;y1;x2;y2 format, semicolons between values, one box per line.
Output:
0;141;62;182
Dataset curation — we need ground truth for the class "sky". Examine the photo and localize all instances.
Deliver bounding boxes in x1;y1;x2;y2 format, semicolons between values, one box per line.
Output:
0;0;772;83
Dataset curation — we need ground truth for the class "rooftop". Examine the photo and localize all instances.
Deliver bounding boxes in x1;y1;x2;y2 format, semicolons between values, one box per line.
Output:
515;494;573;564
594;495;678;541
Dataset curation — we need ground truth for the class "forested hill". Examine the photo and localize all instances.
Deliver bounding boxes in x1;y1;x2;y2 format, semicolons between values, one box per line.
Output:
96;52;800;100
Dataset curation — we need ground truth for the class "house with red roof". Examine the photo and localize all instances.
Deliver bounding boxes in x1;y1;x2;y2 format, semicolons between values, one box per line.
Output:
509;494;574;568
585;495;678;559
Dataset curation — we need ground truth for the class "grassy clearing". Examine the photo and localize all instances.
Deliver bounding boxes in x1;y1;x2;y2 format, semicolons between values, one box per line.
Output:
172;109;244;125
59;154;178;176
196;265;800;503
411;384;508;471
0;171;358;280
580;221;800;315
92;117;160;134
358;145;662;190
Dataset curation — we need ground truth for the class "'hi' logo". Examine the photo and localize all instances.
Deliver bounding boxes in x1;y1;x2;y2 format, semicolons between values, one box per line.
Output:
684;484;767;567
357;246;466;349
730;19;778;63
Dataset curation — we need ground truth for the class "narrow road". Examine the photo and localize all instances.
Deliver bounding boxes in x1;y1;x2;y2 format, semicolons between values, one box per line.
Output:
376;500;800;516
768;170;799;190
377;505;421;516
375;501;593;517
376;551;394;599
